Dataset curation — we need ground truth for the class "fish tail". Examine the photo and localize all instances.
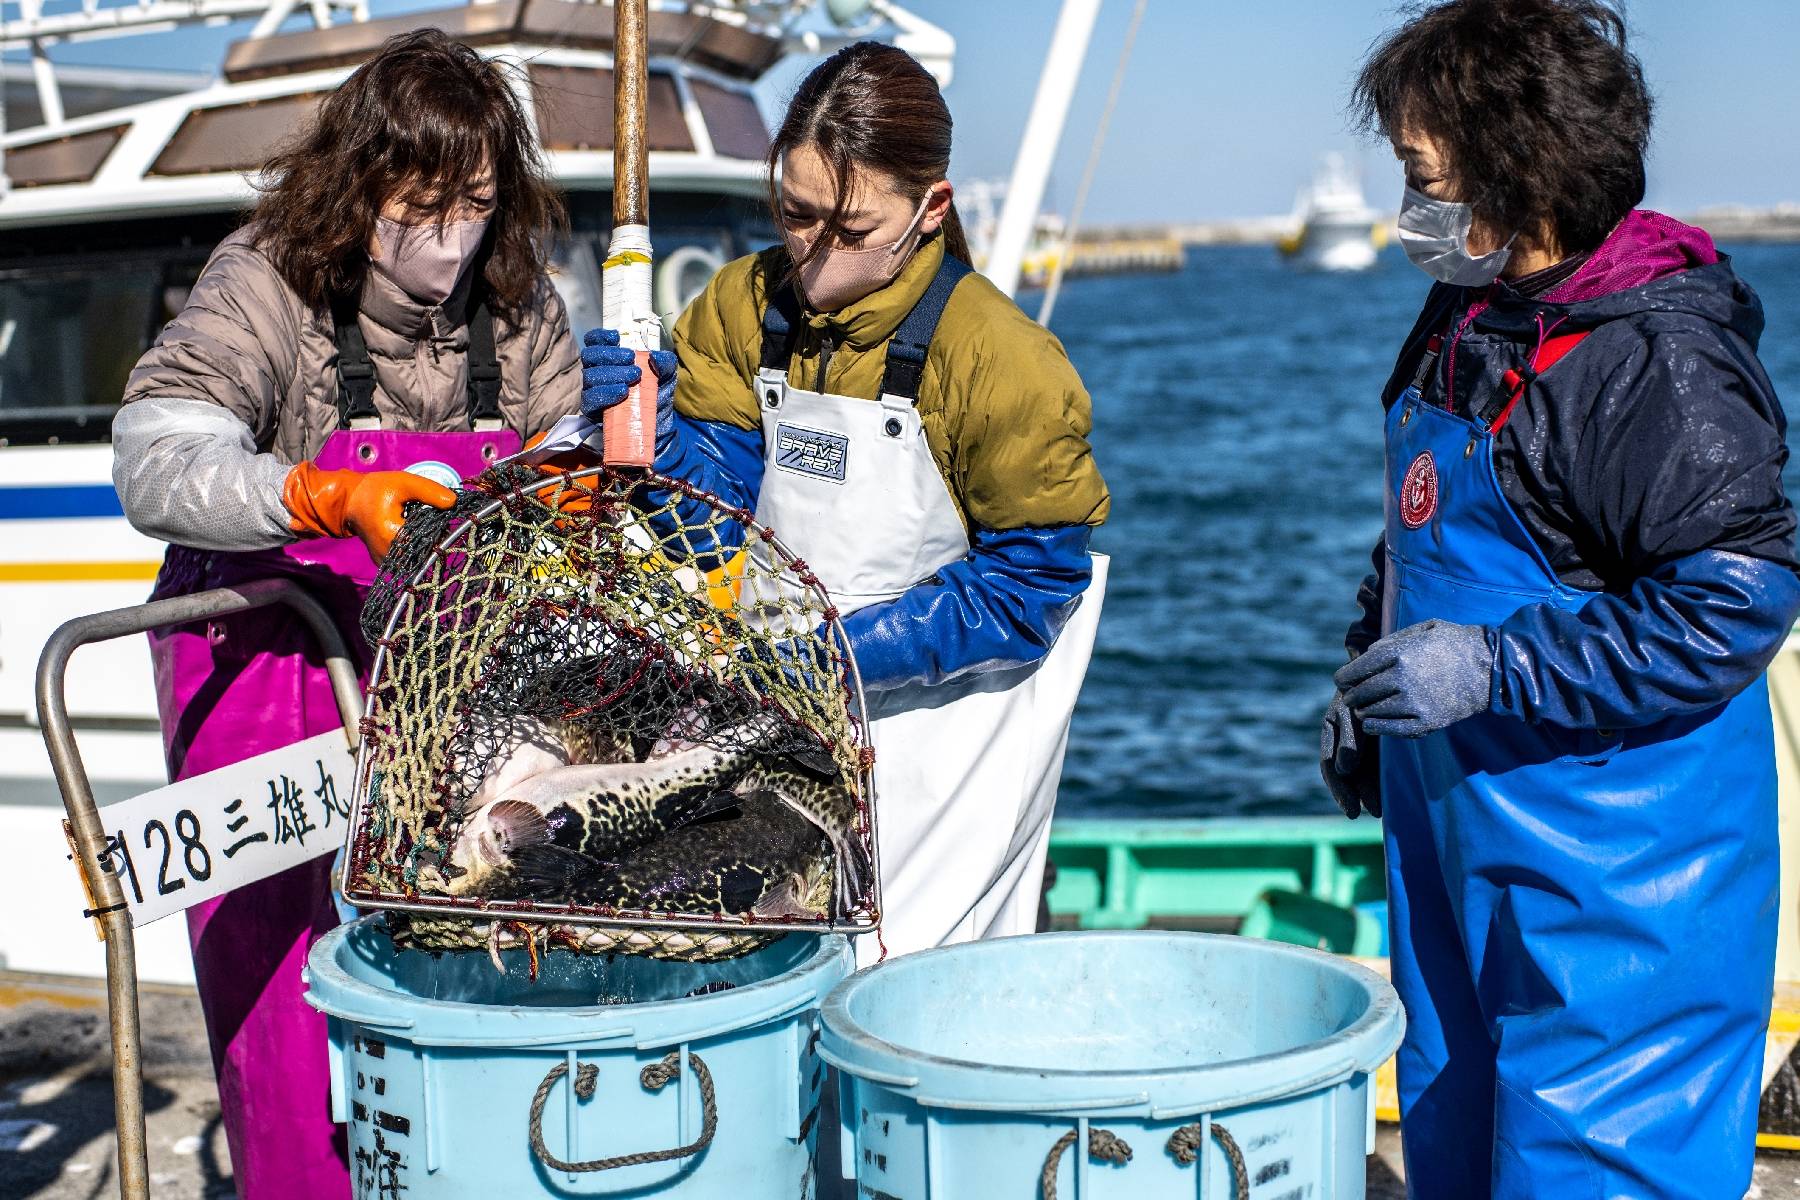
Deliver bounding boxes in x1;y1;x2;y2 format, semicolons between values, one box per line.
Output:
505;844;612;899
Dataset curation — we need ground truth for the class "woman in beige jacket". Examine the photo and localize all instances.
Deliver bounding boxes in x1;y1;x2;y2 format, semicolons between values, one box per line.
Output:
110;30;576;1198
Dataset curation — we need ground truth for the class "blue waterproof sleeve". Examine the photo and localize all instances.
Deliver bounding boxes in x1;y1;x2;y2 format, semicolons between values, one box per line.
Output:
642;413;765;564
1347;536;1386;658
837;524;1094;692
1492;548;1800;729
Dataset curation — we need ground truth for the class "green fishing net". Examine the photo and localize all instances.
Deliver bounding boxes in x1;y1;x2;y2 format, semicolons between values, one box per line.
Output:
343;462;878;962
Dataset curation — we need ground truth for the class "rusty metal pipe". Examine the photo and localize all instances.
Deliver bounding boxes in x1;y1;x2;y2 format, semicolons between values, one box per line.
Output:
35;578;362;1200
612;0;649;229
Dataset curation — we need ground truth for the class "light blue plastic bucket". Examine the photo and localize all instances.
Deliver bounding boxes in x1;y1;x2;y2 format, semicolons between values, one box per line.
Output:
820;931;1403;1199
304;917;853;1197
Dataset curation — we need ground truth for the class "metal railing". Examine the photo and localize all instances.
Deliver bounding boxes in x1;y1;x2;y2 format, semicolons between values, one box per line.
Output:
35;577;361;1200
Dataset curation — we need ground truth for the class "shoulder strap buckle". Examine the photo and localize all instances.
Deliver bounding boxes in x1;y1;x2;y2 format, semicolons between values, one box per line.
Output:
1488;327;1590;434
330;294;380;431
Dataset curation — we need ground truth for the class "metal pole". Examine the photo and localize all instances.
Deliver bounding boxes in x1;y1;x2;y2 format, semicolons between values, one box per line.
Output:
27;37;60;126
1037;0;1147;328
36;579;362;1200
984;0;1103;298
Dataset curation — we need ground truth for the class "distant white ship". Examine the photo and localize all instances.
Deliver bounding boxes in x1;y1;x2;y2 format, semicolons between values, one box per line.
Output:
1278;153;1386;272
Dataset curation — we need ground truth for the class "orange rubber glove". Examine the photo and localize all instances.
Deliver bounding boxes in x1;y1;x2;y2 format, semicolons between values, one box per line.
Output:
522;430;601;514
282;463;456;563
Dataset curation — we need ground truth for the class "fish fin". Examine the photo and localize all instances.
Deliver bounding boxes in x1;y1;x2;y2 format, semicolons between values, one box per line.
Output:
487;800;550;851
778;737;840;781
735;711;840;780
699;788;746;821
505;843;610;898
752;871;821;921
747;787;870;914
831;833;873;919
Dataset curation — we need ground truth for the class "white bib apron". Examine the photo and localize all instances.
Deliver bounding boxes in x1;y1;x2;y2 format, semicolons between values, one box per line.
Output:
745;262;1105;966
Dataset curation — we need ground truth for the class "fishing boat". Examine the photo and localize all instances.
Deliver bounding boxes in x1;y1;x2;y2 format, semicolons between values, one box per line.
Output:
1277;151;1386;271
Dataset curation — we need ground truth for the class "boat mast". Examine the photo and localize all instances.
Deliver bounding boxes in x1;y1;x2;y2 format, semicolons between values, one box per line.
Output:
984;0;1102;298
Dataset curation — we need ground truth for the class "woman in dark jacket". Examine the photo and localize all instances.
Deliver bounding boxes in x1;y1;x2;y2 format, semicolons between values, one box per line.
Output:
1320;2;1800;1195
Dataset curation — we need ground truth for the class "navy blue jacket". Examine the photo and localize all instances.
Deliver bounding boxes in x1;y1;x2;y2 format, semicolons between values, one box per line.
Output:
1349;244;1800;727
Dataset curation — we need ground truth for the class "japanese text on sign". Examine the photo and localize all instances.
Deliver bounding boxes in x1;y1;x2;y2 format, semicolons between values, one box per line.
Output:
87;729;356;926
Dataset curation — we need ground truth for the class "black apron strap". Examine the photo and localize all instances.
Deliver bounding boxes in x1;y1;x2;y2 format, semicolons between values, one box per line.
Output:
465;299;503;427
330;294;380;429
759;281;805;372
880;253;972;403
332;293;507;430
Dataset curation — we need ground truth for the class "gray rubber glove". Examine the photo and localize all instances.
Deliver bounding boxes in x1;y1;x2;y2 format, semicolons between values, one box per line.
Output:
1335;619;1496;738
1320;691;1381;818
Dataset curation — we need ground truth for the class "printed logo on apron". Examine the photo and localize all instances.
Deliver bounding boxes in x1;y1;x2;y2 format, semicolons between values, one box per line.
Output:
405;459;462;491
1401;450;1439;529
773;423;849;483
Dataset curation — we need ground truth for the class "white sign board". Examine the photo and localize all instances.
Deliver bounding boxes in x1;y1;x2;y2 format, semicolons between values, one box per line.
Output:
89;729;357;926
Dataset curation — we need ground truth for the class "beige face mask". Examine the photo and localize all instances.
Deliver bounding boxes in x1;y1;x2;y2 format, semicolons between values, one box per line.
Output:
783;193;933;312
372;216;490;305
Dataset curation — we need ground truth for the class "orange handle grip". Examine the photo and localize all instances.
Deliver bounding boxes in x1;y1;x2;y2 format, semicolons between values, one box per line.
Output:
602;348;658;468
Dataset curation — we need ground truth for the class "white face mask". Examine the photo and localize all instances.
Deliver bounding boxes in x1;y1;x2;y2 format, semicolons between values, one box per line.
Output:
1396;186;1515;287
371;216;489;305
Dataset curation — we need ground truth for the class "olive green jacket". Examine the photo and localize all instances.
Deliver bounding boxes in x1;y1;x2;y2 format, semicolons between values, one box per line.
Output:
672;236;1109;532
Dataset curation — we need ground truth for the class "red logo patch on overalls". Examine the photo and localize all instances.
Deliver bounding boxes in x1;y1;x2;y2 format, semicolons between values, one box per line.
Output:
1400;451;1438;529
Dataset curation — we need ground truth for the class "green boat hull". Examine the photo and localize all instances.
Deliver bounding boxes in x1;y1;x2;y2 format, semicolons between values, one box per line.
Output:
1045;817;1389;955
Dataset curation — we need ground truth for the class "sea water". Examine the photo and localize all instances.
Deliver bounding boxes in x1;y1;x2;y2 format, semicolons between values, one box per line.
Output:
1050;242;1800;818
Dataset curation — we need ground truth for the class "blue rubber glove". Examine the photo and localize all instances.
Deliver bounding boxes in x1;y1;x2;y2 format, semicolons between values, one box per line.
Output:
837;524;1093;693
1493;549;1800;729
580;328;677;439
1336;619;1496;738
640;413;765;567
1320;690;1380;818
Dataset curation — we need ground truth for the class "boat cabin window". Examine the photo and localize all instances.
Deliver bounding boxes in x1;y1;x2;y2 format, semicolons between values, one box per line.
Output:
0;199;773;446
0;254;204;446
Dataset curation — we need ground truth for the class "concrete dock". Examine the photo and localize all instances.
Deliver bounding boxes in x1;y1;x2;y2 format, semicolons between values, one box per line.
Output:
3;968;1799;1198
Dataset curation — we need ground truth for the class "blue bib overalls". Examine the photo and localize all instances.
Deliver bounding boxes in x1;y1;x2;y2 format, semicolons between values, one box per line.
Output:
1380;350;1779;1198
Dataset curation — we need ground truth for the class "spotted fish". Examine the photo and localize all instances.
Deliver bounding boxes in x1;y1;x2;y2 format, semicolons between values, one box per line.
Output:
737;763;870;914
432;714;832;899
509;792;832;920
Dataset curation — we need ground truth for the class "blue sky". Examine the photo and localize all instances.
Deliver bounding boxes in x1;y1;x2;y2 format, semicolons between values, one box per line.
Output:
882;0;1800;223
27;0;1800;223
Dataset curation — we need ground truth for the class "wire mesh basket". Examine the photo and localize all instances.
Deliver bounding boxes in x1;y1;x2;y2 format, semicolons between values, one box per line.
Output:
342;462;879;962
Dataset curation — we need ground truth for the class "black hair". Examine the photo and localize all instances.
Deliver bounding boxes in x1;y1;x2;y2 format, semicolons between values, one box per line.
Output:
768;42;970;271
1351;0;1652;254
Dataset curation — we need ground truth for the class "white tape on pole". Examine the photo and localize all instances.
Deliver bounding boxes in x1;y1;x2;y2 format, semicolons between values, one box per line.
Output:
88;729;357;926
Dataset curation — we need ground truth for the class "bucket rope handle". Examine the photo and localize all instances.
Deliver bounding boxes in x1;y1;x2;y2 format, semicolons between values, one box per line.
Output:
527;1051;717;1173
1040;1127;1133;1200
1167;1121;1249;1199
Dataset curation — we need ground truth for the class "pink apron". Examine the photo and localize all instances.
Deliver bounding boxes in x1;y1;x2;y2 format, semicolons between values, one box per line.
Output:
147;311;519;1198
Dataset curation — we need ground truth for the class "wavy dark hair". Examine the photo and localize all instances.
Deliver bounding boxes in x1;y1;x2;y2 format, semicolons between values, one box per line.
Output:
768;42;971;273
1351;0;1652;254
250;29;565;315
